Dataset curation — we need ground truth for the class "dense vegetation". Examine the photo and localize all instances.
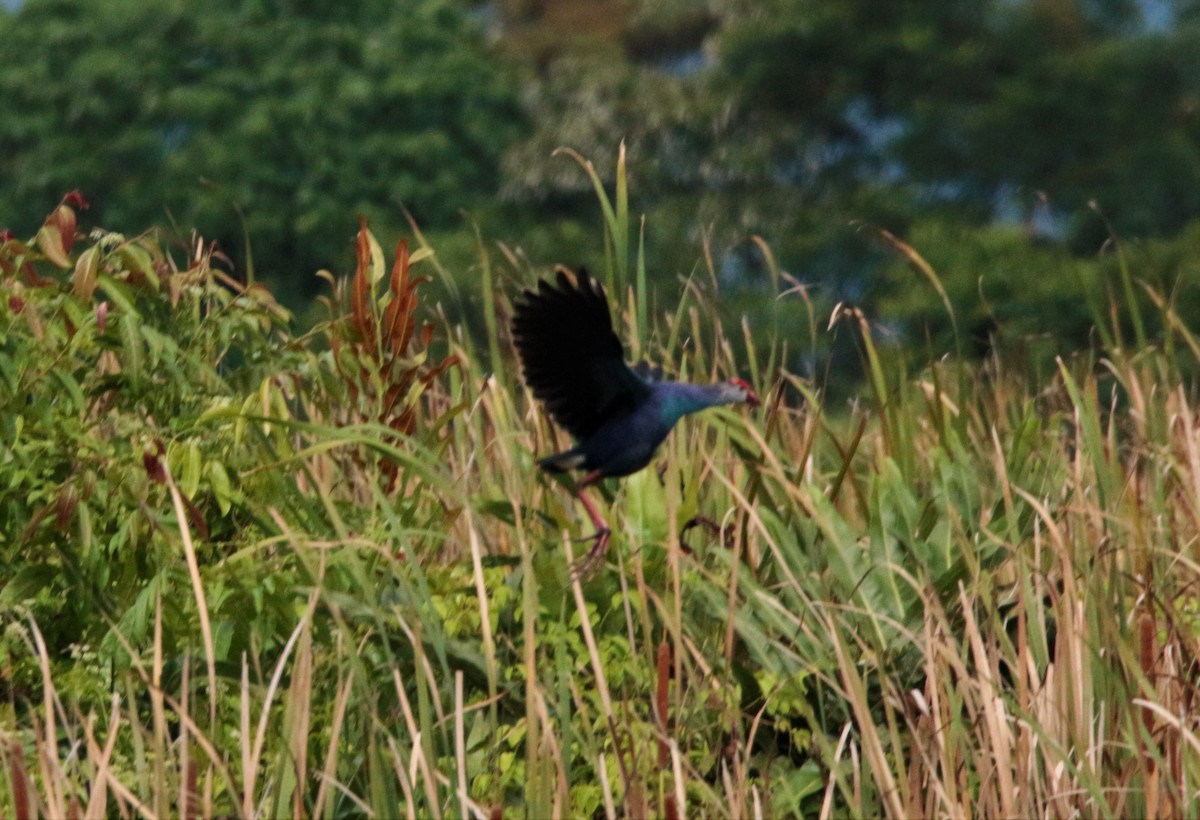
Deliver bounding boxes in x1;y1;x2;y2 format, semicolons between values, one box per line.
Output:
3;176;1200;815
4;0;1200;815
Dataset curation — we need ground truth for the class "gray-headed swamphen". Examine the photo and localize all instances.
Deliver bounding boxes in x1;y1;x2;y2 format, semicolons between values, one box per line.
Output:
512;267;760;575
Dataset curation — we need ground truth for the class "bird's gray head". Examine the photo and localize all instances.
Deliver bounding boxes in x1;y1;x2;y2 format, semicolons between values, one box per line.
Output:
723;377;761;408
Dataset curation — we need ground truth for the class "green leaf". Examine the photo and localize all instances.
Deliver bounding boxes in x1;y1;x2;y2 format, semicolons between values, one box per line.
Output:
51;368;86;411
207;460;235;515
118;309;144;389
174;441;203;498
0;564;59;606
115;242;157;287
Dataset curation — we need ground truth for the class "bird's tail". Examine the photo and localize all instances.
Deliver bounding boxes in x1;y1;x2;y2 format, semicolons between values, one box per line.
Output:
537;449;587;473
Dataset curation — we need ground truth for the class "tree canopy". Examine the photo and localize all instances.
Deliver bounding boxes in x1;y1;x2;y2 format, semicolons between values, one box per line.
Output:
492;0;1200;373
4;0;1200;359
0;0;523;296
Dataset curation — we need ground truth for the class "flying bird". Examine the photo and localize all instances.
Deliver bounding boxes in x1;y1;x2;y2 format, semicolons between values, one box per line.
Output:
512;267;760;576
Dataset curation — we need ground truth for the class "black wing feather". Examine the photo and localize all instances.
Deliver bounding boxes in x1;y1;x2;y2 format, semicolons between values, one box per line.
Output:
512;268;651;440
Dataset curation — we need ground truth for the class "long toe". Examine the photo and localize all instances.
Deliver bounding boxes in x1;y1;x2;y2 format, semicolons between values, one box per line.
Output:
680;515;734;550
573;526;612;544
570;528;612;581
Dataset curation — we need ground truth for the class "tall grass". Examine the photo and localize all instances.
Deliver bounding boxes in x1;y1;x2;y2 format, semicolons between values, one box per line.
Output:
3;180;1200;817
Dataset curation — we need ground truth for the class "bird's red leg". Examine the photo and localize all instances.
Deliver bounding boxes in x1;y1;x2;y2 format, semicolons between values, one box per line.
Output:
571;470;611;579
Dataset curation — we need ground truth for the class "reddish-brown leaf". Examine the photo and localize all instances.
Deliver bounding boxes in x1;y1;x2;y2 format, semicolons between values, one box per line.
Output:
382;378;409;417
63;190;89;210
1;235;47;284
656;641;672;769
183;760;198;820
398;292;420;354
422;354;460;383
382;290;412;357
389;239;410;302
49;201;78;248
37;202;80;267
351;216;372;347
55;485;78;529
382;243;422;357
328;218;456;441
394;407;415;435
143;451;166;484
9;739;30;820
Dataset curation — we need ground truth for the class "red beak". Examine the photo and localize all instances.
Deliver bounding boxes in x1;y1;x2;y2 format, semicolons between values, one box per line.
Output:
731;378;760;408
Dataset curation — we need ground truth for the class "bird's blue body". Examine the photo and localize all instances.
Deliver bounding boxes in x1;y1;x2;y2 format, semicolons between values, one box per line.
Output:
539;381;741;478
511;267;759;576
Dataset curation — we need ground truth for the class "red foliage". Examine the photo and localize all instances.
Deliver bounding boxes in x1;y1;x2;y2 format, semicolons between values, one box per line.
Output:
63;190;90;211
656;640;672;769
8;739;30;820
143;450;167;485
1;190;91;283
331;218;460;481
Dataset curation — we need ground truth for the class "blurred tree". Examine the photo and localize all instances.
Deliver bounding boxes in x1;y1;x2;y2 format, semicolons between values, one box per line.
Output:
495;0;1200;371
0;0;524;300
709;0;1200;247
893;4;1200;245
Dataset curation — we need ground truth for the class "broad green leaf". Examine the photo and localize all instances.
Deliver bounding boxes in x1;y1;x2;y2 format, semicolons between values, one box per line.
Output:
207;460;235;515
173;441;203;498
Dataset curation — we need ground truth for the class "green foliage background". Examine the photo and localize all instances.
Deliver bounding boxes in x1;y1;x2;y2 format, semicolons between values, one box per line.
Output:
5;0;1200;344
0;0;523;298
4;180;1200;817
495;0;1200;372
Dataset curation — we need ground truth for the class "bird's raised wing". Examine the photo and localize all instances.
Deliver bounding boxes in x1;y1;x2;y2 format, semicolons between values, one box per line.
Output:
512;268;652;440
